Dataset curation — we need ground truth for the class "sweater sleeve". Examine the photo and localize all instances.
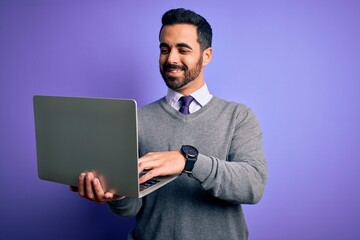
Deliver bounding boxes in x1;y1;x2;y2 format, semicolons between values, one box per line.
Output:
191;108;267;204
107;197;142;217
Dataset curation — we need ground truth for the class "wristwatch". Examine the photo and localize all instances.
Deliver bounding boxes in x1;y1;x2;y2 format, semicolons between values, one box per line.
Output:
181;145;199;174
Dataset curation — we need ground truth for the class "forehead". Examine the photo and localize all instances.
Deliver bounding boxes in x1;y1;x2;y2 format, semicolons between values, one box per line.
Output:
160;24;199;48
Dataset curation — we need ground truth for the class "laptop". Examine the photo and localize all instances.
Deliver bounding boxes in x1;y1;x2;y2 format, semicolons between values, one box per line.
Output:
33;95;178;198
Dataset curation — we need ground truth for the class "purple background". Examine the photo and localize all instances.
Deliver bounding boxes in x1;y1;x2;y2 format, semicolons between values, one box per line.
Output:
1;0;359;239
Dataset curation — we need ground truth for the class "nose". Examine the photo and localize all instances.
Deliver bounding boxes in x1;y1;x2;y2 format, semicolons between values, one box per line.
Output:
166;49;180;64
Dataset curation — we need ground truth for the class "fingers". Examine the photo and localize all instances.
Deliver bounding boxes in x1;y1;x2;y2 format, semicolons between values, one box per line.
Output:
85;172;95;199
138;152;156;172
78;172;96;199
104;191;115;199
138;154;163;183
138;151;186;175
137;151;186;183
139;169;160;184
77;172;116;203
138;154;161;173
78;173;86;197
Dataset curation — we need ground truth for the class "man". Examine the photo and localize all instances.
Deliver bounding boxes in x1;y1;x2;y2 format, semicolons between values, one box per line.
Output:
76;8;267;240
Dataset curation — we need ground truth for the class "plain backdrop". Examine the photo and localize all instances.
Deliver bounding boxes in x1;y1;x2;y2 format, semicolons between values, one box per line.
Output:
1;0;359;239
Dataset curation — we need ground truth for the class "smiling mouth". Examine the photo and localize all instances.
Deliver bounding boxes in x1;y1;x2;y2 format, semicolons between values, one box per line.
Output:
164;64;186;71
162;64;186;78
167;68;182;74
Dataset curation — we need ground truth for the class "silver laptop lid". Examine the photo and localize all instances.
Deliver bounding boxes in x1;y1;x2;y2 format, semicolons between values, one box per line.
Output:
33;95;140;198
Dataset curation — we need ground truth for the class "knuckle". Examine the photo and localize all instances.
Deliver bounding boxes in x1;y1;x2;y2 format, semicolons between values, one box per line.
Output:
147;171;154;179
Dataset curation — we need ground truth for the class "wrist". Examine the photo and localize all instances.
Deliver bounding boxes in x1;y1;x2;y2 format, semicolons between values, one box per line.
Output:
180;145;199;174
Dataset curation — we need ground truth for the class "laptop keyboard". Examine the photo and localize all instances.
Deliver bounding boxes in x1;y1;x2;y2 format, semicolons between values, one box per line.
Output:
140;178;160;191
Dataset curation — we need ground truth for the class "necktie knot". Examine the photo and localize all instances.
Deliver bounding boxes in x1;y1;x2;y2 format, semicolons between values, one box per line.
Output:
179;95;194;115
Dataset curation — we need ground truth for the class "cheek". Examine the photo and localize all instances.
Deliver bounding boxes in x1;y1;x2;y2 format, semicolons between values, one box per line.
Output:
182;55;200;67
159;56;167;66
182;59;194;69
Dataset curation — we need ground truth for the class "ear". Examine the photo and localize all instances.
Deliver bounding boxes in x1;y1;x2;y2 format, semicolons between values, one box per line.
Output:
202;47;212;67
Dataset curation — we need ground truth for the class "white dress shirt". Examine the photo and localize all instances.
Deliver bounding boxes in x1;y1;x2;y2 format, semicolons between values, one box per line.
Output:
166;84;213;114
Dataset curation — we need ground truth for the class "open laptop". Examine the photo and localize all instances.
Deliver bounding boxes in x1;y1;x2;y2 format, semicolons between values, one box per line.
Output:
33;95;178;198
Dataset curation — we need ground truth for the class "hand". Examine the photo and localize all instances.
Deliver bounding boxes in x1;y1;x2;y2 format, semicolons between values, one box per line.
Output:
138;151;186;184
71;172;121;203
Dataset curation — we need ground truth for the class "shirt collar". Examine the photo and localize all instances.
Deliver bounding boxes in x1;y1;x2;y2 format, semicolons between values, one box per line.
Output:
166;84;213;108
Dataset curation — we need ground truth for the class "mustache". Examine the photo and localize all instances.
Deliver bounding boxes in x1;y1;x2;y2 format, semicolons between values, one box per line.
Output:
163;64;187;71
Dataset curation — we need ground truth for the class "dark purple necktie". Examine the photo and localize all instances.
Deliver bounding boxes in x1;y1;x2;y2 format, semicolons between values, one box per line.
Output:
179;95;194;115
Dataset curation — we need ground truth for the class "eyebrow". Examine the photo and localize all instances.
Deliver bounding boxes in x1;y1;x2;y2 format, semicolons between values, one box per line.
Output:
159;42;193;50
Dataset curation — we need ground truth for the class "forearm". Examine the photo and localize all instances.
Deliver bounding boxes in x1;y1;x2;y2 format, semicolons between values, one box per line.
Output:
108;197;142;217
191;152;267;204
191;108;268;205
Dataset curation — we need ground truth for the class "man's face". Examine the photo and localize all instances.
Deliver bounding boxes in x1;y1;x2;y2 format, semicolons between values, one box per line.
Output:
159;24;204;92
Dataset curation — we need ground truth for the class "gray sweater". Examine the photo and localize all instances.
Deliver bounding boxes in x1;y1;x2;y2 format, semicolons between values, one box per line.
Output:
109;96;267;240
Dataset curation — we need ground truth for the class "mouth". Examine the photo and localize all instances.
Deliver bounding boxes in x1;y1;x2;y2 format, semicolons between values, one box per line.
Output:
163;64;186;77
166;68;183;76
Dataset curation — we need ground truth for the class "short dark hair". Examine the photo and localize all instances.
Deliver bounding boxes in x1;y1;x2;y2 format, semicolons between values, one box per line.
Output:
159;8;212;51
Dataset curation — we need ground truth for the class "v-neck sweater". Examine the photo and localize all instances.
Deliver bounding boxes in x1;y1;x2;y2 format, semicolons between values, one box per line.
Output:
109;96;267;240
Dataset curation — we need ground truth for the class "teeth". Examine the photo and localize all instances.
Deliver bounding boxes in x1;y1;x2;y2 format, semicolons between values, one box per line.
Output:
167;69;179;73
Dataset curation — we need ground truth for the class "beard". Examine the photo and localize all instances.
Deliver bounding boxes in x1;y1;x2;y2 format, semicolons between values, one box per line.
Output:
160;55;203;91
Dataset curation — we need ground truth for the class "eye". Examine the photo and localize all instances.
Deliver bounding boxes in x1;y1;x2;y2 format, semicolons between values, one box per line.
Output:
160;48;169;54
179;48;190;54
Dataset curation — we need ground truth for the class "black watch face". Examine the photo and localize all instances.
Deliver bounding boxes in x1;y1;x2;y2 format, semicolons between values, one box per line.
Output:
183;145;198;158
